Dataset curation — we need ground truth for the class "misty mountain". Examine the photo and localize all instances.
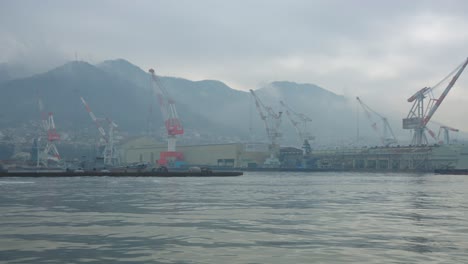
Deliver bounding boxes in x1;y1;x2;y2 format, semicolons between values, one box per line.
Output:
0;58;357;146
0;62;42;83
97;59;253;136
98;59;151;91
97;59;356;145
0;61;238;140
0;61;145;130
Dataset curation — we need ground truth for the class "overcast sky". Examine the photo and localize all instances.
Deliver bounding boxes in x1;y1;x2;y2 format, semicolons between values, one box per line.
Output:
2;0;468;130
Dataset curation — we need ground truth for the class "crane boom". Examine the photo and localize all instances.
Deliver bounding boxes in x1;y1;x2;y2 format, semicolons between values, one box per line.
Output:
356;97;397;146
250;90;271;137
249;89;283;167
280;100;313;154
37;98;49;131
148;69;184;136
80;96;119;166
249;90;282;145
80;97;107;141
423;57;468;126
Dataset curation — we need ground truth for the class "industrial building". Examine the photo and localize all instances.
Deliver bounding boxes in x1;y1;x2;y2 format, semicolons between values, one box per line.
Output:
119;137;271;168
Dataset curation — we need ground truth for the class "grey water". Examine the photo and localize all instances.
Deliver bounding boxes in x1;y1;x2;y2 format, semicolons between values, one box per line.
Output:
0;172;467;263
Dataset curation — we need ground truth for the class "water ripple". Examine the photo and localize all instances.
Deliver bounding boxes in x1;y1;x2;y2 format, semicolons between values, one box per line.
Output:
0;172;467;263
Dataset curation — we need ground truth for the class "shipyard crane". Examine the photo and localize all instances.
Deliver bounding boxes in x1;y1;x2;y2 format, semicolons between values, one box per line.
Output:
249;89;283;166
437;125;459;145
80;97;119;166
427;120;457;144
35;97;61;167
146;87;157;137
356;97;397;146
148;68;184;167
403;57;468;145
280;100;314;155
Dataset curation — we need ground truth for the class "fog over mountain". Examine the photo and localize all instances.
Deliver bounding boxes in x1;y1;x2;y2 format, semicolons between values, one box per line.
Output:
2;55;468;150
0;59;373;147
97;59;363;145
2;1;468;143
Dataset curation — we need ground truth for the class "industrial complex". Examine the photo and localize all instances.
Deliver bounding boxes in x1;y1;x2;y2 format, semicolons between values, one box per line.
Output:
2;57;468;173
121;56;468;172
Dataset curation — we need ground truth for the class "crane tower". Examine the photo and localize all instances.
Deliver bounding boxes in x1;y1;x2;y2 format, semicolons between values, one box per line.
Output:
280;100;314;155
249;89;283;167
35;98;61;167
148;68;184;167
403;57;468;145
80;97;119;166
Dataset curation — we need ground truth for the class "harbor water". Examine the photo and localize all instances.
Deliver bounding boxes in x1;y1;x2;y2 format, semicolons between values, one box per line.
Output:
0;172;467;263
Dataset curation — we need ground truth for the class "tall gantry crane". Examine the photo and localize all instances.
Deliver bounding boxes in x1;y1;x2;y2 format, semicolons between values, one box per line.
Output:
403;57;468;145
280;100;314;155
356;97;397;146
80;97;119;166
36;98;61;167
249;89;283;166
149;68;184;167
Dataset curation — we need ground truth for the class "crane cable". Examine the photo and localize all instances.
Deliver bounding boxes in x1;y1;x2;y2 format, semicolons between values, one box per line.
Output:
430;60;464;91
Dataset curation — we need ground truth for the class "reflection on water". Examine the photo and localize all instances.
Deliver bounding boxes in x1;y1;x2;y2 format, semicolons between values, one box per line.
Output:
0;172;467;263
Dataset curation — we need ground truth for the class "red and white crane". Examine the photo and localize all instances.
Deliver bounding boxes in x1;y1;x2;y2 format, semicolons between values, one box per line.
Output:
280;100;314;155
80;96;119;166
356;97;397;146
250;89;283;166
403;57;468;145
36;97;61;167
149;68;184;167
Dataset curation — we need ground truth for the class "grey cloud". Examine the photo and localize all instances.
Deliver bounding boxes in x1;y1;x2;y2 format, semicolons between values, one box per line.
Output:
1;0;468;131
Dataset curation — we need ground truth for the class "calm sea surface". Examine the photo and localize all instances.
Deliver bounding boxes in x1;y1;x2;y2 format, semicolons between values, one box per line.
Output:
0;172;467;263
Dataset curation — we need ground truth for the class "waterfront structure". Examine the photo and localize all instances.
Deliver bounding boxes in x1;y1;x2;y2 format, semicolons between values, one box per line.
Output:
118;137;468;171
311;144;468;171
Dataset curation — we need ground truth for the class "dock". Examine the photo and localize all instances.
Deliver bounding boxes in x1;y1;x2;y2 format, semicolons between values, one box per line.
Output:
0;171;243;178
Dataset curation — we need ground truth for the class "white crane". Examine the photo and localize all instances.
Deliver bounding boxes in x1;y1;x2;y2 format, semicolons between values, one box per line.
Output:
280;100;314;155
356;97;397;146
80;97;119;166
249;89;283;167
403;57;468;145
